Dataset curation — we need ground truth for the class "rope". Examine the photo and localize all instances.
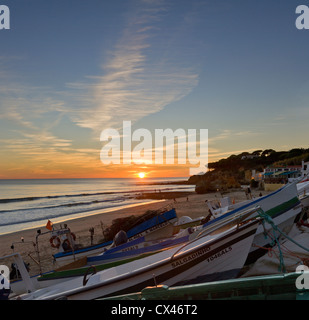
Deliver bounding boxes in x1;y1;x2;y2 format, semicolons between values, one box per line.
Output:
280;240;309;266
252;243;274;257
258;212;286;272
258;211;309;273
252;242;308;269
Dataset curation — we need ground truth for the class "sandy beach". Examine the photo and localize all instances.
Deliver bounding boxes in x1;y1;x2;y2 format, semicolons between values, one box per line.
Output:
0;188;267;276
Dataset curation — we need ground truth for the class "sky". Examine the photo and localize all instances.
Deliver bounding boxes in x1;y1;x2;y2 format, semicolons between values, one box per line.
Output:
1;0;309;179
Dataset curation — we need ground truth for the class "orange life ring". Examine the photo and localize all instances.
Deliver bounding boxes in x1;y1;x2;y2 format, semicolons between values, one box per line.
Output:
50;236;61;249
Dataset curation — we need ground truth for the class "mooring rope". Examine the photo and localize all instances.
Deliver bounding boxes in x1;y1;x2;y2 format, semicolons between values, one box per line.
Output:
258;210;309;273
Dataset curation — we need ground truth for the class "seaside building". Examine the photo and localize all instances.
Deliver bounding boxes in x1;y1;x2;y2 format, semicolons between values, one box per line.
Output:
261;160;309;191
251;161;309;191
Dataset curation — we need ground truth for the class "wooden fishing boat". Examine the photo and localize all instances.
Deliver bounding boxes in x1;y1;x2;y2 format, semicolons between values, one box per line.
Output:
101;272;309;300
297;180;309;208
34;206;260;288
36;233;192;287
7;206;255;296
204;182;302;263
14;217;261;300
52;207;178;266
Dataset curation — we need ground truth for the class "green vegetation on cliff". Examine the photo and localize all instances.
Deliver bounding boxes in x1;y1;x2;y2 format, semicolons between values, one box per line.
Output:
188;148;309;194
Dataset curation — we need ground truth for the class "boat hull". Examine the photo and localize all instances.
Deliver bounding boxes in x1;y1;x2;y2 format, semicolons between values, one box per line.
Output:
19;218;260;300
204;182;302;263
53;208;178;266
101;272;309;301
300;194;309;208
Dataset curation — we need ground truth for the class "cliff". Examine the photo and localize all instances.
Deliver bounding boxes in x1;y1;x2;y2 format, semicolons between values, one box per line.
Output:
188;148;309;194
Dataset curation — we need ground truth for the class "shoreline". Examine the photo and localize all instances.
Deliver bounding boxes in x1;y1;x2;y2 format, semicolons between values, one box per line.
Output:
0;198;174;275
0;191;195;237
0;199;165;237
0;188;267;275
135;191;194;200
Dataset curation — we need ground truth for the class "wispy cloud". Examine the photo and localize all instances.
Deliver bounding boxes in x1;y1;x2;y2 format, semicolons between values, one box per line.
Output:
0;56;66;130
66;0;199;133
0;77;74;168
0;0;199;141
208;148;259;161
0;1;201;178
0;57;71;163
209;129;260;144
207;129;262;162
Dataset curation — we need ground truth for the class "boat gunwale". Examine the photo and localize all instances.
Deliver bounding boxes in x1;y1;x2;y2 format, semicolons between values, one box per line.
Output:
32;218;260;300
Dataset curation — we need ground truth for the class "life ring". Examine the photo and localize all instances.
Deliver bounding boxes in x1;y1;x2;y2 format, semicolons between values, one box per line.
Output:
50;236;61;249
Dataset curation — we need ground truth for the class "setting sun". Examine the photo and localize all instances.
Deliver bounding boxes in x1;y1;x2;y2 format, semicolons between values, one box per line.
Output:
138;172;146;179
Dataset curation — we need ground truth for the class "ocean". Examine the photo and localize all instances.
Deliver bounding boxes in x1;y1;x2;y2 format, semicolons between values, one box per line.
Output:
0;178;194;235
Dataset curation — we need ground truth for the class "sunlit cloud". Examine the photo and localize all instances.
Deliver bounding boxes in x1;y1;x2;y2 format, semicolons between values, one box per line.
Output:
208;148;259;161
207;129;262;162
209;129;260;143
66;0;199;134
0;0;201;178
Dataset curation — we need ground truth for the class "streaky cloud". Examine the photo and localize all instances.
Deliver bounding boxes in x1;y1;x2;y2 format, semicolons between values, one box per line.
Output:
67;0;199;134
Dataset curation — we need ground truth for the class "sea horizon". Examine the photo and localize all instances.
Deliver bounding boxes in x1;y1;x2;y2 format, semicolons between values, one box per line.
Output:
0;176;190;180
0;177;194;236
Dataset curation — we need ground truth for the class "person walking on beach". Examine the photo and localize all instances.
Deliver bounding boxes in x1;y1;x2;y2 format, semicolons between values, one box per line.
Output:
247;187;252;199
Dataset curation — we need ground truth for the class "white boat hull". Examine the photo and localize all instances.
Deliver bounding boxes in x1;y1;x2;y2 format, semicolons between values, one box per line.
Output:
54;216;178;267
17;219;260;300
299;194;309;208
204;182;302;261
250;204;302;253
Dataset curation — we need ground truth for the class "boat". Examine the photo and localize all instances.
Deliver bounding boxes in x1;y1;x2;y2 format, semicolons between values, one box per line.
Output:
297;180;309;208
172;215;205;234
100;271;309;300
52;207;178;266
13;217;261;300
36;231;193;287
34;206;261;288
204;182;302;263
7;206;253;296
0;252;38;299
